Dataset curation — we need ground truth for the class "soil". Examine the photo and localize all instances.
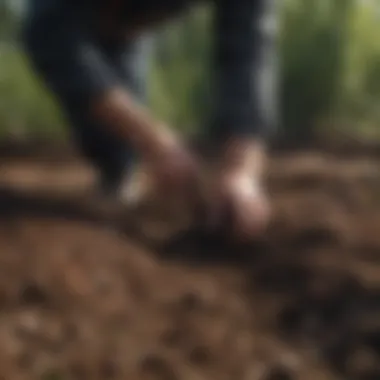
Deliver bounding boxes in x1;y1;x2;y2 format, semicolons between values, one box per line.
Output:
0;146;379;380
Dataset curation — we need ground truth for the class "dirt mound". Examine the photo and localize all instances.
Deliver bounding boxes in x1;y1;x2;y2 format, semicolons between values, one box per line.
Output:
0;151;379;380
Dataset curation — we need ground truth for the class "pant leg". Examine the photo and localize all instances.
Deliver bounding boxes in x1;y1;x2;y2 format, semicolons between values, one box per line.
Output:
208;0;278;144
106;35;153;105
21;0;151;193
66;35;153;193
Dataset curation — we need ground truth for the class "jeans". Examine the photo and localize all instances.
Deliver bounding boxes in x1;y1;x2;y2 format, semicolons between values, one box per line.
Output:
22;0;153;191
22;0;278;190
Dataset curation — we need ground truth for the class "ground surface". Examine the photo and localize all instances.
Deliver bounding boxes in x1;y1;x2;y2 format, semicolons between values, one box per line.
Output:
0;147;379;380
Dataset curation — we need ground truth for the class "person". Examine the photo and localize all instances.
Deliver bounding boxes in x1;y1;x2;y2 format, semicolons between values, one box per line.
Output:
21;0;278;241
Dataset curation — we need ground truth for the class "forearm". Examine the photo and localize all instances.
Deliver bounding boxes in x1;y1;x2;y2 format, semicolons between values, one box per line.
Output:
212;0;278;143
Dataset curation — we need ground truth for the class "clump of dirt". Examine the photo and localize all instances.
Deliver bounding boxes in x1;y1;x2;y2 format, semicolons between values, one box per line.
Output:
0;150;379;380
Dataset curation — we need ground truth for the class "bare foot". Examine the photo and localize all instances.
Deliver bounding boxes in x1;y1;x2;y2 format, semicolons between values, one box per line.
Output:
206;139;271;242
216;170;271;241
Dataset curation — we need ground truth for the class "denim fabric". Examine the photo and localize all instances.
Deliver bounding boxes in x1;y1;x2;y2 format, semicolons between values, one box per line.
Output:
22;0;153;189
210;0;278;142
22;0;278;188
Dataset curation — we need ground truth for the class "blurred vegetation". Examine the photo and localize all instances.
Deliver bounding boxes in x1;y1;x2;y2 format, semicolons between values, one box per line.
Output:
0;0;379;143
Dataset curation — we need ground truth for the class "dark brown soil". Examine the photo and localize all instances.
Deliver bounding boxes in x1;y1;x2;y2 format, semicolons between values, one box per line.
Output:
0;148;379;380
